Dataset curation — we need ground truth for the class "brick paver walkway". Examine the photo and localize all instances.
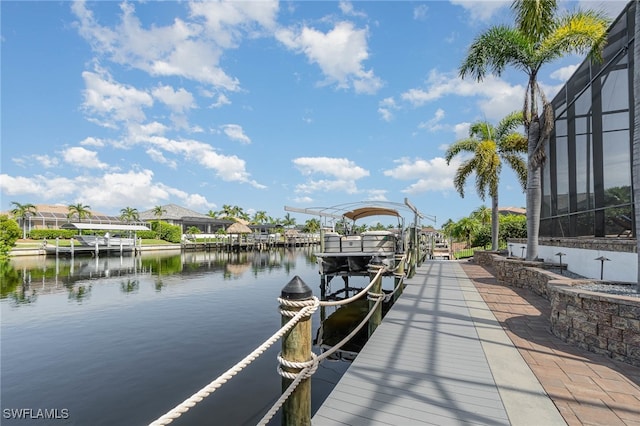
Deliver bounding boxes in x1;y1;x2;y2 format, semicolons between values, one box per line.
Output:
461;261;640;426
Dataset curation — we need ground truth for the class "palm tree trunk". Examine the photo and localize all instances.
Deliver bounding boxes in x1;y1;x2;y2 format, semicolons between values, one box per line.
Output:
634;0;640;288
526;119;542;261
491;194;499;251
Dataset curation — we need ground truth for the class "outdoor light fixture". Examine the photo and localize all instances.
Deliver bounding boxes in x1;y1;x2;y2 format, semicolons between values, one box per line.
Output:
520;246;526;258
555;252;566;275
594;256;610;280
508;244;513;257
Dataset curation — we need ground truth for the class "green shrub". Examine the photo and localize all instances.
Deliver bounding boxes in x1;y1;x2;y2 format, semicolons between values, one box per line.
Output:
0;216;21;258
499;215;527;244
151;221;182;243
29;229;77;240
136;230;157;239
471;225;491;248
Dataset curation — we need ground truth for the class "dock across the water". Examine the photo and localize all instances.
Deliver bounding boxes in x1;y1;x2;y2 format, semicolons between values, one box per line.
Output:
313;260;565;425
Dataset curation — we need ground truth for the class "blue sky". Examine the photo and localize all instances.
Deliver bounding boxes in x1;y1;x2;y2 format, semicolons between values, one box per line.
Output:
1;0;627;227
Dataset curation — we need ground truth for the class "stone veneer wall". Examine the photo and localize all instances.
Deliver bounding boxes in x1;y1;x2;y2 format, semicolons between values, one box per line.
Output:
474;252;640;367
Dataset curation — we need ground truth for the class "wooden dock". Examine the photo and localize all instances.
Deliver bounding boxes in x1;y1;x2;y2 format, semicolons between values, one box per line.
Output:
313;260;564;425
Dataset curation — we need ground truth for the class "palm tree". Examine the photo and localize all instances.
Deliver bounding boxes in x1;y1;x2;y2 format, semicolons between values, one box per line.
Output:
10;202;37;239
451;216;481;249
471;205;491;227
119;207;139;223
282;213;296;229
445;111;527;251
252;211;269;224
207;210;218;219
152;205;166;238
303;218;320;233
459;0;609;259
67;203;91;222
634;0;640;288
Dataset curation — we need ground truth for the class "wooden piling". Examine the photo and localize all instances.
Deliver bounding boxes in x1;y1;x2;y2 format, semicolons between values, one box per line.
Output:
393;254;405;302
280;276;313;426
368;264;383;337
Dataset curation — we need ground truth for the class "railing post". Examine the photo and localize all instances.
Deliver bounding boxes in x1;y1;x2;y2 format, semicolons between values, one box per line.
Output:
394;254;405;302
368;264;383;337
280;276;313;426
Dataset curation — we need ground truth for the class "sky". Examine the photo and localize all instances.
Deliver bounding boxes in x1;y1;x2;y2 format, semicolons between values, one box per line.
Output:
0;0;628;228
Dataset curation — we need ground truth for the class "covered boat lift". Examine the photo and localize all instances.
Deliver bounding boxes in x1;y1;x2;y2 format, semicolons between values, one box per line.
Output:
50;223;151;256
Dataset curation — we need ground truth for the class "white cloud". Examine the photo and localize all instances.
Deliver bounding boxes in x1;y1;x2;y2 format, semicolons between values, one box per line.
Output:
152;85;195;113
366;189;388;201
210;94;231;108
1;169;215;213
276;21;382;94
292;156;369;195
79;136;106;147
378;97;399;121
383;156;460;194
339;1;367;18
413;5;429;20
61;147;109;170
82;69;153;126
453;122;471;139
73;0;274;91
550;64;579;82
293;157;369;180
189;0;279;47
146;148;178;169
450;0;510;22
32;155;59;169
402;70;525;121
222;124;251;144
418;108;446;132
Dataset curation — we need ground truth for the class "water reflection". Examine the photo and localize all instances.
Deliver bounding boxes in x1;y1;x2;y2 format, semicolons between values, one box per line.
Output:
1;247;348;426
1;248;318;306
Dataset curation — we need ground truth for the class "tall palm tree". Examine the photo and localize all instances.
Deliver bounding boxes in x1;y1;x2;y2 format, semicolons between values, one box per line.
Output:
152;205;167;238
67;203;91;222
634;0;640;288
459;0;609;259
119;207;140;223
10;202;37;239
445;111;527;251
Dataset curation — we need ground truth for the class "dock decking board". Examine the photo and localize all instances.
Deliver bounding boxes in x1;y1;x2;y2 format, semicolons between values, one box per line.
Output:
313;261;513;426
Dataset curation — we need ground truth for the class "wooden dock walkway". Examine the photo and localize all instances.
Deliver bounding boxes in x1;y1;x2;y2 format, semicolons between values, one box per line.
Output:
313;260;564;425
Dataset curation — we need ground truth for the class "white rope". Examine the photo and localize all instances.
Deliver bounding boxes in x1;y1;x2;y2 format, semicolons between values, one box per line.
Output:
149;298;319;426
151;257;405;426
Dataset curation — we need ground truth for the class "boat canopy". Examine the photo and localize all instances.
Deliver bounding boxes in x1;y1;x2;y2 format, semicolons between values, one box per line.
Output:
61;223;150;231
343;207;401;221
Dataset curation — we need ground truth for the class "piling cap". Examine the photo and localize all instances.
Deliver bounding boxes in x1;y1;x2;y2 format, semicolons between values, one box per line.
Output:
281;275;313;300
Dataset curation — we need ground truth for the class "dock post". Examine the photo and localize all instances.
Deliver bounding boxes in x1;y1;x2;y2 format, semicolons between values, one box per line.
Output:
368;264;384;337
393;254;405;302
408;227;417;278
280;276;313;426
55;237;59;255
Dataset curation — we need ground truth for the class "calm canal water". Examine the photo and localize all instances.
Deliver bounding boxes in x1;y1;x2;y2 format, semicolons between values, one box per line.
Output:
1;248;371;425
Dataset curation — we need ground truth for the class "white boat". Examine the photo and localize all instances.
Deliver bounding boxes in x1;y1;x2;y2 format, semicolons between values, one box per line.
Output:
316;206;406;276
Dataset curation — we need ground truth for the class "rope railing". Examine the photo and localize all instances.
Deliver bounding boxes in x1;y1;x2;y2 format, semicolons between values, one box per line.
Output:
149;257;407;426
149;301;318;426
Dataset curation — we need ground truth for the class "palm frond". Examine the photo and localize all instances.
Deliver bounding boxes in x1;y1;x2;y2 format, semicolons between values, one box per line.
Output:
453;160;476;198
459;26;531;81
502;153;528;190
539;10;610;63
445;138;478;164
511;0;558;42
495;111;524;140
